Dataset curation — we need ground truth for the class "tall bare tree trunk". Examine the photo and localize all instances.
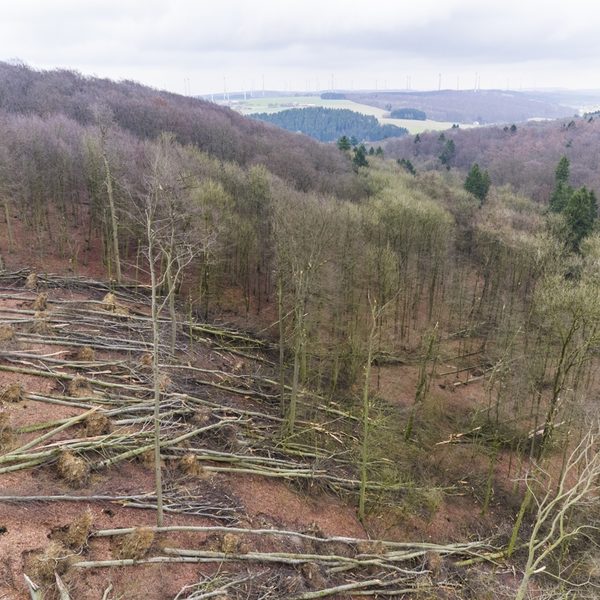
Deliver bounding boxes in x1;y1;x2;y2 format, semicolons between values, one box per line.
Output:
359;301;378;522
147;220;164;527
102;151;122;283
3;200;14;252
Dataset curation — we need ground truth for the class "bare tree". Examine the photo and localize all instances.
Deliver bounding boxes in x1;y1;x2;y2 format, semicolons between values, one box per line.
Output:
514;424;600;600
92;106;122;283
136;134;211;526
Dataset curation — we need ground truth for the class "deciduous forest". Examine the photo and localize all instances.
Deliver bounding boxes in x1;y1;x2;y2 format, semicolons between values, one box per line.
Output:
0;62;599;600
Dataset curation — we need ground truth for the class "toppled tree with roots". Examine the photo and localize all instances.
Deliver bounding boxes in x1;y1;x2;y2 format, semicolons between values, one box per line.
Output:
56;450;90;487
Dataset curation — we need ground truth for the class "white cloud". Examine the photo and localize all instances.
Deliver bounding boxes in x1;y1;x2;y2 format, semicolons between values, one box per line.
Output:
1;0;599;93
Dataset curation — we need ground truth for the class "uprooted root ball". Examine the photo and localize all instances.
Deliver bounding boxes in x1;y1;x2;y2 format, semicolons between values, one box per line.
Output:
178;453;207;478
114;528;155;560
221;533;241;554
190;407;212;426
25;272;38;290
32;293;48;311
76;346;96;361
0;383;24;403
83;412;111;437
56;450;90;487
31;311;51;335
64;510;94;550
0;324;15;342
68;376;93;398
0;411;15;450
101;292;117;311
25;541;70;584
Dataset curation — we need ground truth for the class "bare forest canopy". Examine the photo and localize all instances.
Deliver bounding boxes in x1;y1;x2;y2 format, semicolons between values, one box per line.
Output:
0;61;364;199
1;60;600;599
384;116;600;203
251;106;408;142
346;89;576;124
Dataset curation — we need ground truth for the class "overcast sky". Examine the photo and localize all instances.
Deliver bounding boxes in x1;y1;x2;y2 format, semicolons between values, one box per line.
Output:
2;0;599;95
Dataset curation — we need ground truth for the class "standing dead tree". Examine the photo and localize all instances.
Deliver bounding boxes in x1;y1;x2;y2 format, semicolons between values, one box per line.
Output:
134;134;211;526
92;106;123;283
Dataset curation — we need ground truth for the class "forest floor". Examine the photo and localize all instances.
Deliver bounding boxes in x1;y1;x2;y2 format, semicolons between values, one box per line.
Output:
0;226;534;599
0;270;530;599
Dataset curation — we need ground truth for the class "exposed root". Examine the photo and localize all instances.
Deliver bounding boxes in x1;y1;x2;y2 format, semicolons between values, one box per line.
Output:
0;382;24;403
25;541;70;584
114;528;154;560
30;311;51;334
83;412;111;437
178;453;206;478
139;353;153;369
25;272;38;290
0;324;15;342
64;510;93;550
221;533;241;554
137;449;156;469
76;346;96;361
68;376;93;398
32;293;48;311
190;407;212;426
158;373;172;391
56;450;90;487
356;540;386;555
0;410;15;450
101;292;117;312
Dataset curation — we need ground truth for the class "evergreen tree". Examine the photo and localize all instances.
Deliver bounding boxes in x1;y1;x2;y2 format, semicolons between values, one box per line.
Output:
337;135;351;151
353;144;369;169
549;156;573;213
375;146;384;157
564;187;598;251
439;139;456;169
397;158;416;175
464;163;491;204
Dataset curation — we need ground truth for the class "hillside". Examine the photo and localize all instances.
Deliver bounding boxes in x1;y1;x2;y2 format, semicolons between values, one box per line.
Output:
0;62;362;199
346;89;575;124
251;106;408;142
384;116;600;203
1;64;600;600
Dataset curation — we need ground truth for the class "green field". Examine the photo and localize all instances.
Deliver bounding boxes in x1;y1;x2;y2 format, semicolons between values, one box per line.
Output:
227;94;463;134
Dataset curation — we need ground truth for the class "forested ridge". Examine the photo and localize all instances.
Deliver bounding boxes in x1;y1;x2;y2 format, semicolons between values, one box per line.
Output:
385;116;600;203
1;62;600;599
252;106;408;142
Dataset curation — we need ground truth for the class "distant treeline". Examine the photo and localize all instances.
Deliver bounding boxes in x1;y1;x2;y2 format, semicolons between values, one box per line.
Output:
320;92;346;100
390;108;427;120
252;107;408;143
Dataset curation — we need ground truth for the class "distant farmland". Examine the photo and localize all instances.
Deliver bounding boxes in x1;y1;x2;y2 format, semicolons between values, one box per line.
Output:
221;94;462;134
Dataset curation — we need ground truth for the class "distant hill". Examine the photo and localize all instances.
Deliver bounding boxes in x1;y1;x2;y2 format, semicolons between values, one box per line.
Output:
346;90;575;124
251;106;408;142
0;62;358;197
384;116;600;203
